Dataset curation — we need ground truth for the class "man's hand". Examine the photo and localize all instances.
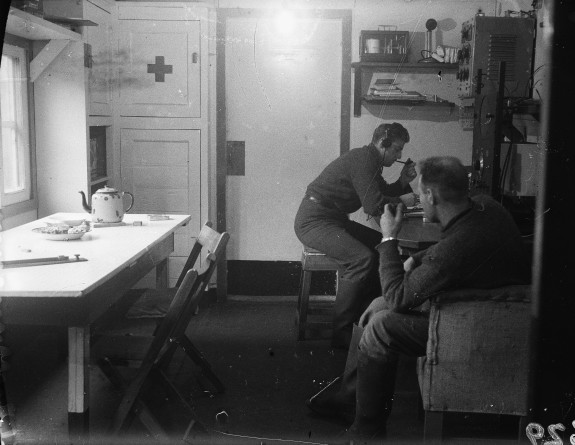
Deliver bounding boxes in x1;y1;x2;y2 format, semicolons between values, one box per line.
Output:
399;159;417;188
380;203;404;238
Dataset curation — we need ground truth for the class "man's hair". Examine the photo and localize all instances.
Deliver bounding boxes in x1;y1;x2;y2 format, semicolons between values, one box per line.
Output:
419;156;469;202
371;122;410;145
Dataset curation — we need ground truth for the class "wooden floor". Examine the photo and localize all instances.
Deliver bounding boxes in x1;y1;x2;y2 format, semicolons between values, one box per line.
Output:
3;295;523;444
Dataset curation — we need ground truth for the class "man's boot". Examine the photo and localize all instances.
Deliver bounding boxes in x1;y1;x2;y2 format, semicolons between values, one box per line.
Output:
346;350;398;441
332;279;371;349
306;325;364;423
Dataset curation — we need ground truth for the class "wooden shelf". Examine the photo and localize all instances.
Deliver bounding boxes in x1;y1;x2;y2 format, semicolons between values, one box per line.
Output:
6;7;81;41
7;7;83;82
352;61;458;116
43;16;98;28
363;95;454;107
352;62;459;72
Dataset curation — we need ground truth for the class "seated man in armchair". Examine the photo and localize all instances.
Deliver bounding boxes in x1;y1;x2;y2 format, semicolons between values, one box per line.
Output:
305;156;531;442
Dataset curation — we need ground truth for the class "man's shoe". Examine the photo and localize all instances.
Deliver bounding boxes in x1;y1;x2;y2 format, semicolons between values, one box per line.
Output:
344;418;387;443
305;392;355;424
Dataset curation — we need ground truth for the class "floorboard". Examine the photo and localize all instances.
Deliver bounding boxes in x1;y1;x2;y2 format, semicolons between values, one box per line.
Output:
3;296;522;444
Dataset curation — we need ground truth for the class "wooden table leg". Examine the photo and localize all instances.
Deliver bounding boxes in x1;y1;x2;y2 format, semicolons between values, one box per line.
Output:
156;258;168;289
68;327;89;440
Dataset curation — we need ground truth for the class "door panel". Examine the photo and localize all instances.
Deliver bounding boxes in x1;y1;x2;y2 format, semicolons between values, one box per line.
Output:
85;0;113;116
121;128;201;284
117;19;201;117
225;16;342;261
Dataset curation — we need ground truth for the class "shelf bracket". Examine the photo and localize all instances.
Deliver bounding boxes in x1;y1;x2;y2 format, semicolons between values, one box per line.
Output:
30;39;73;83
353;65;363;117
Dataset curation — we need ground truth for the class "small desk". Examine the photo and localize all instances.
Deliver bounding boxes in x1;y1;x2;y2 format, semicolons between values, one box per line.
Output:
0;213;190;438
397;217;441;255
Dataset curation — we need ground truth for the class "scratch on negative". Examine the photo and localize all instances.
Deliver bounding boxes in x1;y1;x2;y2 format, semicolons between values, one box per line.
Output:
534;208;551;220
253;21;272;110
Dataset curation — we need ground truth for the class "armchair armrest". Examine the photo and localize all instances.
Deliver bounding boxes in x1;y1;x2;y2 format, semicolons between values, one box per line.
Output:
432;284;531;305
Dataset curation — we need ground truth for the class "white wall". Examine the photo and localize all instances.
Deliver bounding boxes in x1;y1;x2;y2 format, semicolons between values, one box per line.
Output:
218;0;498;259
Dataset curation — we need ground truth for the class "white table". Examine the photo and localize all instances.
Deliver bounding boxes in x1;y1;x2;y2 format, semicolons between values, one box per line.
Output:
0;213;190;438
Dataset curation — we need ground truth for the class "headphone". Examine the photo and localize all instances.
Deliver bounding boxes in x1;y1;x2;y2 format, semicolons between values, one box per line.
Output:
381;129;392;148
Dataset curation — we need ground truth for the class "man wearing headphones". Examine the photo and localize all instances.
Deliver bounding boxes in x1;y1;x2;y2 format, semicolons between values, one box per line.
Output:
294;122;417;349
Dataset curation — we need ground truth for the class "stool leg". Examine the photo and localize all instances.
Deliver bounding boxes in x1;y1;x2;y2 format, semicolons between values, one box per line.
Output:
423;411;444;444
297;270;312;341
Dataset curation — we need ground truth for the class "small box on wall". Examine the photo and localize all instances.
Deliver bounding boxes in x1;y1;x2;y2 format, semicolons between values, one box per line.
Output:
360;28;409;63
11;0;44;17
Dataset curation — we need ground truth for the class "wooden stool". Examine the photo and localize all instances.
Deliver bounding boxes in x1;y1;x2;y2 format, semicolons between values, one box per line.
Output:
296;246;339;341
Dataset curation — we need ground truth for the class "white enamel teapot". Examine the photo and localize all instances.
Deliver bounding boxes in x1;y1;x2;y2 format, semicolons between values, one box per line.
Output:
79;186;134;223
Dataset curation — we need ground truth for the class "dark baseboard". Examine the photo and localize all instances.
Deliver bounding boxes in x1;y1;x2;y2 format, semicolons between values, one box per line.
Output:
227;260;336;296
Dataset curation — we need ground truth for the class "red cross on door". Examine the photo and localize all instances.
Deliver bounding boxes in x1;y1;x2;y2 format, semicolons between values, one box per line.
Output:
147;56;173;82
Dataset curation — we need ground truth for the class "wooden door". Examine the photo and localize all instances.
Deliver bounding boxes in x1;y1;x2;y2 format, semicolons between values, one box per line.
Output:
121;128;201;285
224;14;344;261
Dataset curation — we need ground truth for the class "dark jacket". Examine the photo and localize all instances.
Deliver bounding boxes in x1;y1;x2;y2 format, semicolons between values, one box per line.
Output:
377;195;531;312
306;144;411;216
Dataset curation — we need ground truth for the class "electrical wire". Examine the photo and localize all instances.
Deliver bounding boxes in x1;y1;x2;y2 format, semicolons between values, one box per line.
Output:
524;64;547;97
499;139;514;203
476;95;486;136
418;49;434;63
375;13;425;121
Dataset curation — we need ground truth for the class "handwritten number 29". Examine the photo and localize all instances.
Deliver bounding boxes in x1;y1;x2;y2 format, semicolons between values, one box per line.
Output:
526;422;575;445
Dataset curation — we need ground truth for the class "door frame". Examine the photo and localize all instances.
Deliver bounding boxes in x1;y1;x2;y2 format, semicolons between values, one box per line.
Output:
215;8;352;302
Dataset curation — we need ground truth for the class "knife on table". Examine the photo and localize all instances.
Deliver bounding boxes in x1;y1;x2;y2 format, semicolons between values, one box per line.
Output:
0;255;87;268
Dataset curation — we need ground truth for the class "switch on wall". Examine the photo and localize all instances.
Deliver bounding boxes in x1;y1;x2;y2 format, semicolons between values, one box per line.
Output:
227;141;245;176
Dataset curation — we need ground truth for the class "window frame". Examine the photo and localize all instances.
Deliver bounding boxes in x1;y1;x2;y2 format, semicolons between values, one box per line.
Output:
0;35;37;218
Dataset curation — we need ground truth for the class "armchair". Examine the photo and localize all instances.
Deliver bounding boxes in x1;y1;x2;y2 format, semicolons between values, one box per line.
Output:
417;284;532;442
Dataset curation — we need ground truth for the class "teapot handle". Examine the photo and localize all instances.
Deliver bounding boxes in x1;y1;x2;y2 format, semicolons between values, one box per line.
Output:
124;192;135;213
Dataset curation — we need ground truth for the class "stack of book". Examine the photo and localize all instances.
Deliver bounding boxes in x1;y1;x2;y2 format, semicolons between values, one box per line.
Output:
369;79;406;97
367;79;426;102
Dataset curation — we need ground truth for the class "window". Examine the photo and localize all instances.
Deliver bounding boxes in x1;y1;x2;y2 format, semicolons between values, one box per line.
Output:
1;43;32;207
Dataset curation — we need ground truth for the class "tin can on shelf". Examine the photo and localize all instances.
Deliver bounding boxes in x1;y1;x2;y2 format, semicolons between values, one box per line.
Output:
360;29;409;63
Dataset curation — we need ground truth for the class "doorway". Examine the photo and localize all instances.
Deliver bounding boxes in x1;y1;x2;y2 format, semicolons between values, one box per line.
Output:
217;9;351;296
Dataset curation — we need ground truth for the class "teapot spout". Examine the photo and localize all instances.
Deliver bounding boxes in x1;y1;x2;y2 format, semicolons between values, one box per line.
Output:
79;191;91;213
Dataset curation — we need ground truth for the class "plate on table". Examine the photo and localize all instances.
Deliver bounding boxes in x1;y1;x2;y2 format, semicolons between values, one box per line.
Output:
32;222;91;241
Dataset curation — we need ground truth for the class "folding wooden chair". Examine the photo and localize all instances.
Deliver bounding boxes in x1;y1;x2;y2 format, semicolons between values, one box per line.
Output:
93;221;229;439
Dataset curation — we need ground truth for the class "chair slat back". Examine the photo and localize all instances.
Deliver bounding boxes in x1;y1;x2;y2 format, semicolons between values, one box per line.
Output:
168;228;229;342
175;221;228;288
142;269;199;366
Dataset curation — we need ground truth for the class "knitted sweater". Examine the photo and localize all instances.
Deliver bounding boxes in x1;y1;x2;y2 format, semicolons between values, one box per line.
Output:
306;144;412;216
377;195;531;312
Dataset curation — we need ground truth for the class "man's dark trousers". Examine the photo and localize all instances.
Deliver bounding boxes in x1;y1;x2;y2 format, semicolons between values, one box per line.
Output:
294;198;382;348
